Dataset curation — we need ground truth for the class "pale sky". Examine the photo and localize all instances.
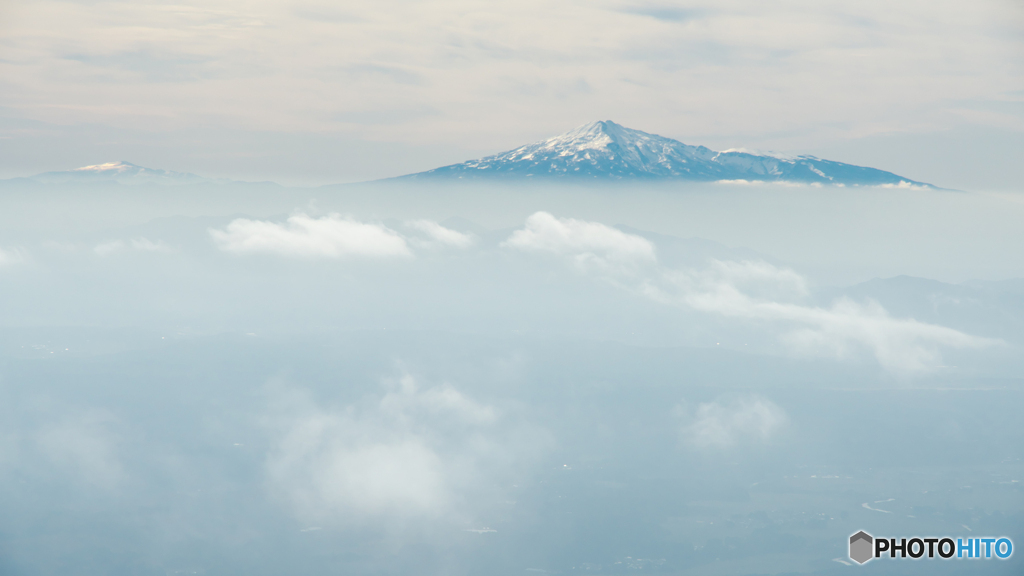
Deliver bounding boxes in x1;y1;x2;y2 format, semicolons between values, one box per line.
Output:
1;0;1022;187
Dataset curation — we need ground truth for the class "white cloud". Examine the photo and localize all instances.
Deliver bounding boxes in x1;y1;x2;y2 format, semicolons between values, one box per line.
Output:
676;396;788;448
678;259;809;303
265;373;521;524
271;416;450;517
404;219;475;249
94;237;173;256
506;213;1001;374
210;213;412;258
502;211;655;273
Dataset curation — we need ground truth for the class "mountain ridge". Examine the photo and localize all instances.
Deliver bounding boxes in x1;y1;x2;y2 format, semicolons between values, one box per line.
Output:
12;123;939;189
395;120;935;188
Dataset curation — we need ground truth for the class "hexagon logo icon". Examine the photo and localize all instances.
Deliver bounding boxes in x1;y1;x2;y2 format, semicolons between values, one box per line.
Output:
849;531;873;564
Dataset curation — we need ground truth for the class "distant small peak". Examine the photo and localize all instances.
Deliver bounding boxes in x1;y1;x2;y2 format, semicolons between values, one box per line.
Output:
73;161;139;172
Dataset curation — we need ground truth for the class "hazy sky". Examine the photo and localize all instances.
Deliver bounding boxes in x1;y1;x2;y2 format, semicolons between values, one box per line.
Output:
1;0;1022;186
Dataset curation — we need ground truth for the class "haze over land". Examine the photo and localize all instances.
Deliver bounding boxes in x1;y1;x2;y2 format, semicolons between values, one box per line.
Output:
1;114;1022;576
2;149;1023;575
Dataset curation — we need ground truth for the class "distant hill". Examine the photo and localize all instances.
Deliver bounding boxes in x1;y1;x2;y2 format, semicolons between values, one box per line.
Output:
396;120;935;187
29;161;210;185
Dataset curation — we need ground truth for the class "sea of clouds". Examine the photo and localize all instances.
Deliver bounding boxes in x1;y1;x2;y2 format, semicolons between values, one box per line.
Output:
0;181;1022;575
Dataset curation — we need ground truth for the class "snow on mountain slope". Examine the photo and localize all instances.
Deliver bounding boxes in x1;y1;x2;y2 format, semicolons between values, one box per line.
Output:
399;121;935;187
31;161;209;185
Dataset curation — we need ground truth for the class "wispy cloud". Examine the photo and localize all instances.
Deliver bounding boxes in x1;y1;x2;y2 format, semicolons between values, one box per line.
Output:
62;49;217;83
404;219;475;249
342;63;424;86
616;4;706;23
646;263;998;374
504;212;1001;374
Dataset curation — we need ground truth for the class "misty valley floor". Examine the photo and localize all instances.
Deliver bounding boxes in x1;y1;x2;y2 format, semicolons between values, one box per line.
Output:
0;329;1020;575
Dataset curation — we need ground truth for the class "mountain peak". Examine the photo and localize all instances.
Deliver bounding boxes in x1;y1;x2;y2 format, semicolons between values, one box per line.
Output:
74;160;136;170
397;120;934;187
555;119;623;138
71;161;147;175
537;120;658;153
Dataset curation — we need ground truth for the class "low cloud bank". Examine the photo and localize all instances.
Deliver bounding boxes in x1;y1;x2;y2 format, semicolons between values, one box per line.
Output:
210;214;474;258
211;214;413;258
504;212;1000;374
501;211;655;273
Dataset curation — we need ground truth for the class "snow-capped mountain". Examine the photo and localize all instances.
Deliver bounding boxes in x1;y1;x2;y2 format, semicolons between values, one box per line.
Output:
31;161;209;185
399;121;934;187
